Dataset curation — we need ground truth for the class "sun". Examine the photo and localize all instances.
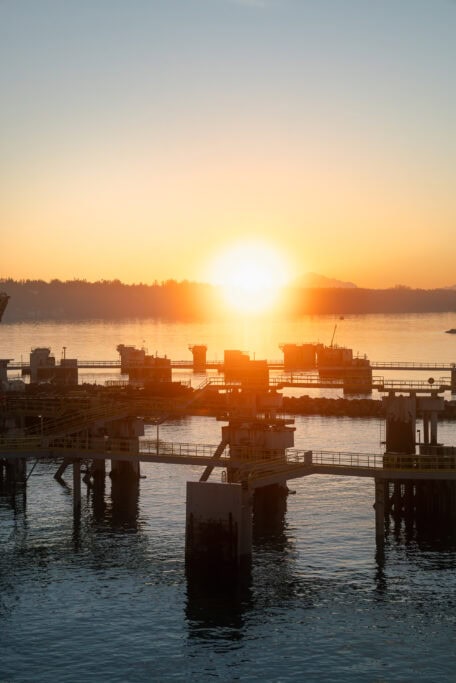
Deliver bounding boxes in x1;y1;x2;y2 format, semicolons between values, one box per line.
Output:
208;240;292;314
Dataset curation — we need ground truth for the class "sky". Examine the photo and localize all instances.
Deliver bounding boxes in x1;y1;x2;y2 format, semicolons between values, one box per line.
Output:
0;0;455;289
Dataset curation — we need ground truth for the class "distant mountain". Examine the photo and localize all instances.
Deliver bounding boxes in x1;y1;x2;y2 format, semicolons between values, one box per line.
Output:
296;272;358;289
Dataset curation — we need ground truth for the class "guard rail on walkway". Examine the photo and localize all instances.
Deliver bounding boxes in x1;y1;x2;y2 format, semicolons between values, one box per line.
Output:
2;436;456;477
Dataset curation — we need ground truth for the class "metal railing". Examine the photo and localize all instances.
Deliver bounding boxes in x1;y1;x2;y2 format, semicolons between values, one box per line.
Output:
375;379;448;391
2;434;456;475
288;449;456;472
372;361;455;370
7;359;456;372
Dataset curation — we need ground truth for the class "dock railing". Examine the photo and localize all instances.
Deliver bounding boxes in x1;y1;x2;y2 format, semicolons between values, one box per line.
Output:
2;435;456;474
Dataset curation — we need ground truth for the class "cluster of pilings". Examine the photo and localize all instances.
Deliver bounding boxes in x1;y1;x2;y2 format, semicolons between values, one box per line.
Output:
374;392;456;543
57;415;143;514
385;479;456;521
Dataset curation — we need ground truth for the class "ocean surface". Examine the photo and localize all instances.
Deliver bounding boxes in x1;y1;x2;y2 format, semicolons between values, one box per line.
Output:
1;312;456;682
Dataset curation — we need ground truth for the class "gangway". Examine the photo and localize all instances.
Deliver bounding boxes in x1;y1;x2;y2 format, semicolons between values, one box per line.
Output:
6;358;456;372
2;436;456;482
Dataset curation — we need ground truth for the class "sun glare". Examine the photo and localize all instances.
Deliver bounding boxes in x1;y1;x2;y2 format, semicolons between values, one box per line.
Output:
208;241;291;314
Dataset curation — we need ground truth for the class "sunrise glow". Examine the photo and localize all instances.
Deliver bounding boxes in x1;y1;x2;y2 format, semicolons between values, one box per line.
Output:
208;241;292;314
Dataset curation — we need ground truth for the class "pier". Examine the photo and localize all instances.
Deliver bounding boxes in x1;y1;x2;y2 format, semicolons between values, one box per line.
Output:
2;337;456;573
5;358;456;396
7;358;456;372
2;370;456;570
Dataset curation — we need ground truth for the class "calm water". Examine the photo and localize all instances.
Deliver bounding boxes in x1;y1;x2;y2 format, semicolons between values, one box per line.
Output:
1;313;456;682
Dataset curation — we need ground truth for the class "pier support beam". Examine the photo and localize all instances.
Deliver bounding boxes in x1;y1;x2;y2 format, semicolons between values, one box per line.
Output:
252;482;288;538
430;412;438;446
185;481;252;573
417;397;445;454
374;478;385;544
110;458;140;481
383;394;416;454
343;367;373;394
189;345;207;372
54;457;72;483
110;470;139;528
107;418;143;482
404;482;415;516
91;458;106;482
423;415;430;445
451;367;456;393
73;459;81;513
3;457;27;486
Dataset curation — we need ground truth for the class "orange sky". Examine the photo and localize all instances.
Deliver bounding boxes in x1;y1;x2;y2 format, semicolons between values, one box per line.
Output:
1;1;455;289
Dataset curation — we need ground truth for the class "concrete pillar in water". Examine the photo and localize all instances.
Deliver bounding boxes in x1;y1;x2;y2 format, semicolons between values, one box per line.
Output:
110;469;139;528
189;345;207;372
423;415;430;445
404;482;415;515
91;458;106;522
0;359;9;384
107;420;142;527
343;365;373;394
252;482;288;538
430;412;438;446
91;457;106;482
4;457;27;485
240;486;253;559
417;396;444;454
374;478;385;544
451;367;456;393
382;394;416;454
110;457;140;481
73;459;81;513
107;418;143;482
185;481;252;572
392;482;404;515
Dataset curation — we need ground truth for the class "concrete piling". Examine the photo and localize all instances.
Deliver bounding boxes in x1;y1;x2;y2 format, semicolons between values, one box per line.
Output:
383;394;416;454
451;367;456;393
252;482;288;538
73;459;81;513
2;457;27;486
185;481;252;573
91;458;106;482
107;418;143;483
374;479;386;544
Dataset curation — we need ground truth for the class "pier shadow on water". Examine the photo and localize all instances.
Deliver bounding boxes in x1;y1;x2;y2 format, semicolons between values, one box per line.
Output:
0;481;27;516
185;567;253;643
88;473;140;531
388;513;456;555
252;483;289;550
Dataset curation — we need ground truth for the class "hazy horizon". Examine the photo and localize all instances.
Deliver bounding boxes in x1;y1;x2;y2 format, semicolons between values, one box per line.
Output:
2;273;456;291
